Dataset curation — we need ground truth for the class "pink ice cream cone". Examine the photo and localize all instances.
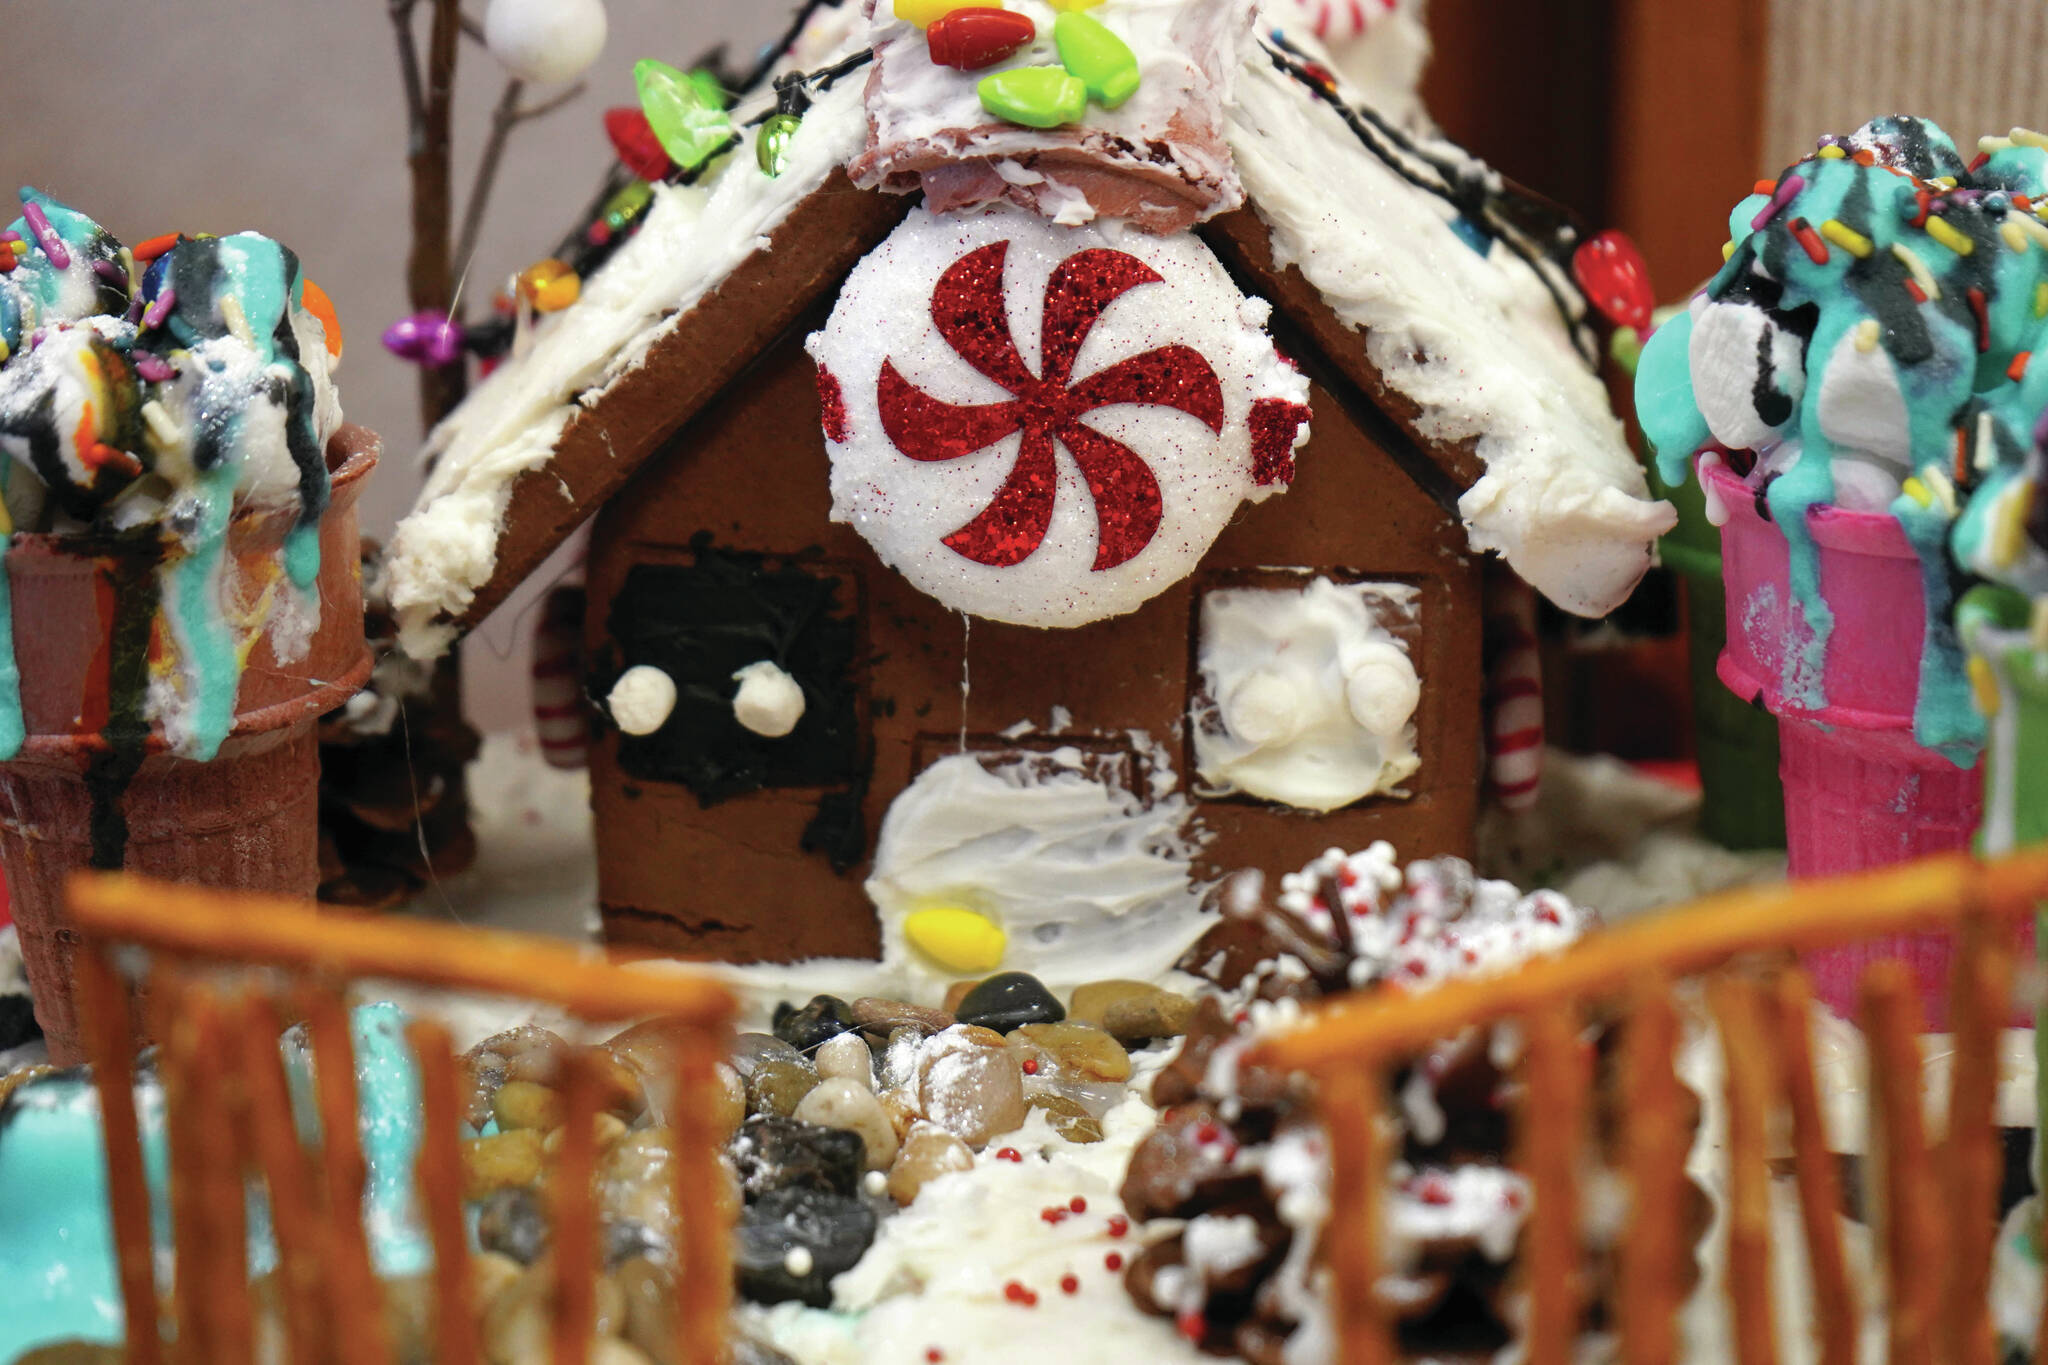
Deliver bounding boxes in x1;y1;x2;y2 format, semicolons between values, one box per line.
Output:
1704;460;2019;1028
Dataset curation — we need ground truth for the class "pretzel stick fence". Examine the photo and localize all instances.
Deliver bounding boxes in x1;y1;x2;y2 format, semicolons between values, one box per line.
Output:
1248;847;2048;1365
65;871;738;1365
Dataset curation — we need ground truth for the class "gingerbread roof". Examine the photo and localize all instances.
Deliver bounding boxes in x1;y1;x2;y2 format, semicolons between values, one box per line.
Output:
383;0;1673;659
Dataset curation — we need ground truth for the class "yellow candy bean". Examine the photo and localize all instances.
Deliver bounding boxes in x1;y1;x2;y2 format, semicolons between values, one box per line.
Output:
893;0;971;29
902;905;1007;973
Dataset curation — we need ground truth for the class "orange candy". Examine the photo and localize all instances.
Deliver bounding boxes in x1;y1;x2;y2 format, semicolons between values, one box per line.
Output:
299;278;344;360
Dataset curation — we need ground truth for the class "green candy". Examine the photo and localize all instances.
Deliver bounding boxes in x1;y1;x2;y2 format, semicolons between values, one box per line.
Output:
600;178;654;231
977;67;1088;130
1053;11;1140;110
757;112;803;178
633;58;733;171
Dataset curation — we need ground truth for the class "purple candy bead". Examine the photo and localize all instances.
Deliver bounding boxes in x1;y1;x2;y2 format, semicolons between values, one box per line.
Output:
381;311;465;367
134;353;174;383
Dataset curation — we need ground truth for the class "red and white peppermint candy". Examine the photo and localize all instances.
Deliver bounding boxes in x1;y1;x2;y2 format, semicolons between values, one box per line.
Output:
806;206;1308;627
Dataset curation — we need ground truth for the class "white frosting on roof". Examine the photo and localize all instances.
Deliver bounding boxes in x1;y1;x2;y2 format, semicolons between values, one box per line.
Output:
382;0;1673;657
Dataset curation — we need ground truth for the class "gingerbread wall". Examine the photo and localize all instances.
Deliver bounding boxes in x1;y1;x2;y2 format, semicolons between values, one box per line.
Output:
583;314;1483;965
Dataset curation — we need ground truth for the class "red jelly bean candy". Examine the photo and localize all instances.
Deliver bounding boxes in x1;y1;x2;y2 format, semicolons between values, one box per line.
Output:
1571;229;1655;331
604;106;674;182
927;8;1037;70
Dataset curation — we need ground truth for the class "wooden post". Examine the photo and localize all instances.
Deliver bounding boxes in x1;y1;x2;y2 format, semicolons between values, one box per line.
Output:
1521;1005;1588;1365
1618;980;1686;1365
1707;973;1778;1365
1943;911;2011;1365
1864;962;1941;1365
1318;1063;1394;1365
408;1019;481;1365
73;944;163;1365
304;985;394;1365
1768;969;1856;1365
553;1050;603;1365
238;992;329;1365
670;1029;734;1365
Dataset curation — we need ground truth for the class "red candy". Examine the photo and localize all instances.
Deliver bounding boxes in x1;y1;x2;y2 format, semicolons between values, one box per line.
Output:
926;8;1037;70
1570;228;1654;332
604;106;674;181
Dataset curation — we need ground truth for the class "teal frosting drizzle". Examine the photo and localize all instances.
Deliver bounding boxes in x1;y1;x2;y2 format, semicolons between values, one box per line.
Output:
1632;117;2048;763
0;191;338;772
0;1003;435;1360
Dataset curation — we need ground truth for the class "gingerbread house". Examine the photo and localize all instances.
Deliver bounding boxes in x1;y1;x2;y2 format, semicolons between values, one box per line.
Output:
382;0;1673;975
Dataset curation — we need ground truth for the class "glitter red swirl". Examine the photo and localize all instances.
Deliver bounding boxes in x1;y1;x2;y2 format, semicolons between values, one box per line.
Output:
876;241;1225;571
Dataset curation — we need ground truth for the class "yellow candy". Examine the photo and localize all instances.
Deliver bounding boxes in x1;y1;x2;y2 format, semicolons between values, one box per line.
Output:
1048;0;1104;11
902;904;1007;973
1969;654;2002;719
516;258;581;313
893;0;971;28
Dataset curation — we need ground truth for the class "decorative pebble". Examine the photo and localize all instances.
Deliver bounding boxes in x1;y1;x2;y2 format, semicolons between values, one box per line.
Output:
541;1111;629;1157
1068;980;1196;1042
599;1128;696;1232
795;1077;899;1170
633;59;733;172
730;1114;866;1199
483;0;608;84
878;1085;924;1141
813;1033;875;1089
1051;11;1140;109
926;8;1037;69
956;972;1064;1032
1024;1092;1103;1143
916;1025;1027;1147
886;1123;977;1204
474;1187;550;1263
1011;1022;1130;1082
463;1129;545;1201
747;1058;822;1118
902;904;1008;974
727;1032;806;1078
977;67;1087;130
851;996;955;1038
735;1188;878;1307
774;994;858;1052
732;659;806;737
492;1079;565;1132
470;1250;525;1313
608;664;676;736
483;1260;626;1363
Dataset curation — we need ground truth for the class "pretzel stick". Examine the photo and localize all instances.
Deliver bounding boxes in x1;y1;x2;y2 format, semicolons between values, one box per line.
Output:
75;943;163;1365
1708;972;1778;1365
304;985;394;1365
670;1029;737;1365
1521;1004;1588;1365
553;1050;602;1365
1768;969;1856;1365
1943;911;2011;1365
407;1019;480;1365
1864;962;1940;1365
238;992;328;1365
1317;1063;1393;1365
1618;978;1685;1365
155;969;215;1365
190;988;255;1365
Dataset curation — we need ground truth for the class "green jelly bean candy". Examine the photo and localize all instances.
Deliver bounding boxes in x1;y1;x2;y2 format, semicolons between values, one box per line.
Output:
757;112;802;178
634;58;734;170
977;67;1088;129
1053;11;1140;109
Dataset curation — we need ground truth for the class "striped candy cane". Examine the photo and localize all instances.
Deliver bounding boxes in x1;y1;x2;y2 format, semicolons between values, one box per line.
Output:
532;584;590;770
1281;0;1397;44
1483;567;1544;811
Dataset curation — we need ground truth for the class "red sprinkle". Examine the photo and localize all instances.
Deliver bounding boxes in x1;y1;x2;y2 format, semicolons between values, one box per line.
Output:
926;1351;944;1363
131;233;181;262
2012;351;2033;382
1069;1196;1087;1213
1905;277;1928;304
1176;1310;1206;1342
1041;1207;1069;1224
1969;285;1991;351
1060;1274;1081;1295
1004;1280;1032;1304
1752;179;1778;196
996;1147;1023;1163
1788;217;1831;265
1970;151;1992;172
1195;1122;1221;1144
1107;1215;1129;1238
1104;1252;1124;1271
1022;1058;1039;1075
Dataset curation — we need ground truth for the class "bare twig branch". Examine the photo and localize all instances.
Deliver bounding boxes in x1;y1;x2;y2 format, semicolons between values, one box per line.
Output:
451;78;526;290
389;0;428;140
406;0;467;431
460;12;486;46
515;82;587;123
